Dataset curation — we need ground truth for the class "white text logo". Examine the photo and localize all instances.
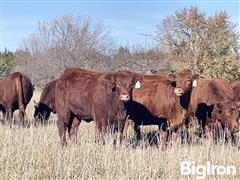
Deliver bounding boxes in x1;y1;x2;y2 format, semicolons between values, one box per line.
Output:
180;161;236;179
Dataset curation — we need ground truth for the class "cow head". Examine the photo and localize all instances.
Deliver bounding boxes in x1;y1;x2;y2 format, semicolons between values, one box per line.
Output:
214;101;239;133
105;71;143;102
33;100;52;122
170;71;204;96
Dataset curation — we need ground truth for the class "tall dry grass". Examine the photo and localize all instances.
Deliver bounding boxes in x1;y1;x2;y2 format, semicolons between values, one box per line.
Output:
0;91;239;179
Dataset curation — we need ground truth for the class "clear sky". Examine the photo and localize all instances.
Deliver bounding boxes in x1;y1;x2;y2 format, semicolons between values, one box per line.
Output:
0;0;239;51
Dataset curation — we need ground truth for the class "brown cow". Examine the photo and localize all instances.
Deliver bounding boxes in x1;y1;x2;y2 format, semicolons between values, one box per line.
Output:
33;79;57;122
140;74;176;82
124;75;187;149
188;79;239;140
33;79;81;142
231;80;240;103
170;71;203;110
34;72;115;122
0;72;33;125
55;68;142;146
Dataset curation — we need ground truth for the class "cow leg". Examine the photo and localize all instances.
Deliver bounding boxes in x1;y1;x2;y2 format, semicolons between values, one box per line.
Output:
167;126;178;147
0;110;6;124
68;117;80;144
116;118;128;145
95;122;101;143
95;118;107;144
123;119;135;138
123;119;130;138
171;130;178;147
134;123;141;141
203;125;212;139
159;123;168;150
187;115;199;143
57;112;70;147
213;122;223;142
2;110;6;119
230;132;238;146
67;114;74;142
160;130;168;150
18;105;26;126
57;119;67;147
6;109;13;127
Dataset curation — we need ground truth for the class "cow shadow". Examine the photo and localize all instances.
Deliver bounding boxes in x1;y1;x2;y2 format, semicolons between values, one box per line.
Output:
196;103;214;135
124;101;170;148
142;130;160;147
125;100;167;127
125;127;190;148
124;130;160;148
189;103;240;146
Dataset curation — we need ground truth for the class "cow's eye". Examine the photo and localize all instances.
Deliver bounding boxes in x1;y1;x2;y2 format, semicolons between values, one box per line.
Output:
186;79;191;85
231;108;236;112
112;86;116;92
219;110;222;114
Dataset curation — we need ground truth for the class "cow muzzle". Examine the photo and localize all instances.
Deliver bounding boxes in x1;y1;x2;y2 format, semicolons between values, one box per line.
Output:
119;94;130;102
174;88;184;96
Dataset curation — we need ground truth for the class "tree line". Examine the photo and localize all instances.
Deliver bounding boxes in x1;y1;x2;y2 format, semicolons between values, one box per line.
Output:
1;6;239;86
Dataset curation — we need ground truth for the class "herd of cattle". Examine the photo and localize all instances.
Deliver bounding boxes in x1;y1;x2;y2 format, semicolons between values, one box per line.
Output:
1;68;240;149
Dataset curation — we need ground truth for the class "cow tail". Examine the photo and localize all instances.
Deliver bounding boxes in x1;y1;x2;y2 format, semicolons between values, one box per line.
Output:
16;75;25;110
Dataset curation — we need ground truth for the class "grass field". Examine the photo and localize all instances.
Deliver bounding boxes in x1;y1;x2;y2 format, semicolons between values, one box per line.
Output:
0;91;240;179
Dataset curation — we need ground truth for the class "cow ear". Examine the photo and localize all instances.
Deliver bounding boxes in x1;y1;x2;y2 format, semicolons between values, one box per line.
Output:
192;79;197;87
168;74;176;81
192;74;204;87
104;73;116;84
192;74;204;80
134;75;143;89
192;74;200;80
134;80;141;89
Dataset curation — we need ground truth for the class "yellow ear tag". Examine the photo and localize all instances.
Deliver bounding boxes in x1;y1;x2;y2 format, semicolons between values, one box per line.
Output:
134;80;141;89
192;80;197;87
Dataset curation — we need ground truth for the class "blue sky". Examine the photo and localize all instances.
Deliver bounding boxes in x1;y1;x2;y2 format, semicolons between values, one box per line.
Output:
0;0;239;51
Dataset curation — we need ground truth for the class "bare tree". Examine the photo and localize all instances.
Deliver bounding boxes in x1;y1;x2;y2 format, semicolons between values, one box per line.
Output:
14;15;114;86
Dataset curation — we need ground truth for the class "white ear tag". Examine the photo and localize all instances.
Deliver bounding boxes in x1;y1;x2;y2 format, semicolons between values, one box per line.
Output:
134;80;141;89
192;79;197;87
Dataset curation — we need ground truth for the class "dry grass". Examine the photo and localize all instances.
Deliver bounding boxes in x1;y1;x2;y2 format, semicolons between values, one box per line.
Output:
0;91;240;179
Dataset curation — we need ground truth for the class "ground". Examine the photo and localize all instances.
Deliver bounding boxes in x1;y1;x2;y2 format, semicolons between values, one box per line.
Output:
0;91;239;179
